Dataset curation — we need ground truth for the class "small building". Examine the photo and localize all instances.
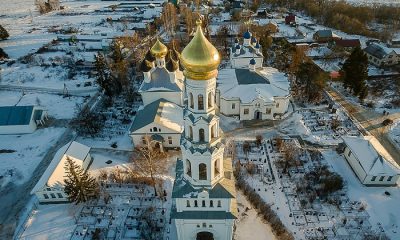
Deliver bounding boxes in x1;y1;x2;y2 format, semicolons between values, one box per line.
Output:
0;105;47;135
364;43;400;67
216;66;291;120
390;38;400;48
129;99;183;149
332;39;361;50
342;136;400;186
313;30;341;43
31;141;92;203
285;14;296;25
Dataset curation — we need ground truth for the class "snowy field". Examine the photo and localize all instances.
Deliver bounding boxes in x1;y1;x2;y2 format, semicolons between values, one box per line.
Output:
0;90;85;119
389;120;400;150
0;127;66;187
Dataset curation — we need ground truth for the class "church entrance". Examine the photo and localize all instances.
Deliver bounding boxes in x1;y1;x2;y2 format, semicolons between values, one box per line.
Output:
196;231;214;240
254;110;262;120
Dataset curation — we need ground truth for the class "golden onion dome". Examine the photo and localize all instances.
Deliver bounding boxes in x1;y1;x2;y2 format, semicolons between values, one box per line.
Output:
150;38;168;58
180;20;220;80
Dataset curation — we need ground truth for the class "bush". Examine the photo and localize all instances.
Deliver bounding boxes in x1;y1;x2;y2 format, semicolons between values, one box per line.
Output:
382;118;393;126
0;48;9;60
0;25;9;40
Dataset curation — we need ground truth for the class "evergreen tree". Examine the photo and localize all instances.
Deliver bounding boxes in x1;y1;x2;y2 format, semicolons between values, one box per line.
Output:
0;25;9;40
94;52;114;96
0;48;9;60
64;157;98;204
340;46;368;98
295;62;327;103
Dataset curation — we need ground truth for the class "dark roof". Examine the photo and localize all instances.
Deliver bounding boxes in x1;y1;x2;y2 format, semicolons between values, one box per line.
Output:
130;99;161;132
139;67;181;92
171;210;237;220
0;106;34;126
334;39;360;48
314;30;335;38
285;15;296;23
364;43;391;59
235;69;269;85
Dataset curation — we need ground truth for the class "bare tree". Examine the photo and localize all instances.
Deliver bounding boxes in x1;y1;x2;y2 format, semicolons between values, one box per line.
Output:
130;135;169;195
161;3;178;37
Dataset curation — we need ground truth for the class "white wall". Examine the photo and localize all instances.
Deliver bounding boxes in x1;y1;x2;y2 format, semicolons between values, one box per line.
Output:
141;91;183;107
174;218;235;240
0;121;37;135
35;187;69;203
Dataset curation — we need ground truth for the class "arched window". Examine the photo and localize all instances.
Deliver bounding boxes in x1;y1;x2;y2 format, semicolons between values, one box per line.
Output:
217;200;221;207
199;128;205;142
198;94;204;110
208;92;213;108
189;126;193;139
199;163;207;180
214;159;220;177
211;124;216;139
210;200;214;207
186;200;190;207
186;159;192;177
194;200;198;207
153;127;158;132
189;92;194;109
202;200;206;207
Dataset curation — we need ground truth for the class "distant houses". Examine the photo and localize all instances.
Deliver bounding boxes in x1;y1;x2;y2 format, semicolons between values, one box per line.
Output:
285;14;296;25
342;136;400;186
364;43;400;67
313;30;341;43
0;106;47;135
31;141;92;203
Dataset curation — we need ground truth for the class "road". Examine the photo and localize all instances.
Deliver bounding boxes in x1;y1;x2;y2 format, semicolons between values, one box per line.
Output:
326;86;400;164
0;92;101;239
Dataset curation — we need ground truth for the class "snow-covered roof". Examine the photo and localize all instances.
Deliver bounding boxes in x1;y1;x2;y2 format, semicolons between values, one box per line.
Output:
342;136;400;176
31;141;91;194
130;99;183;133
139;67;183;92
217;67;290;104
364;43;397;59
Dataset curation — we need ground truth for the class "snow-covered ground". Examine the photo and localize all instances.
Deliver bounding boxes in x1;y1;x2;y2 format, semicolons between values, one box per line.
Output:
0;127;66;187
323;150;400;239
389;120;400;150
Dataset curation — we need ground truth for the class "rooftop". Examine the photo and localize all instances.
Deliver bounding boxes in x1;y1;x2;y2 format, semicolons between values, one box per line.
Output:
0;106;35;126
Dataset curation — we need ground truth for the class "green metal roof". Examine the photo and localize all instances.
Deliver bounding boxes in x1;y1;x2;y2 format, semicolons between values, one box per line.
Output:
0;106;34;126
171;210;237;220
235;69;270;85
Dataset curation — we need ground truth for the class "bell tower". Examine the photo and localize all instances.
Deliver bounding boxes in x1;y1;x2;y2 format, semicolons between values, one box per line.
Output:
171;20;238;240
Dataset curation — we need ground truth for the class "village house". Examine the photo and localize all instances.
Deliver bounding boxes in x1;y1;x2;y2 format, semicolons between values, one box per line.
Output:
313;30;341;43
364;43;400;67
342;136;400;186
285;13;296;25
31;141;92;203
0;105;47;135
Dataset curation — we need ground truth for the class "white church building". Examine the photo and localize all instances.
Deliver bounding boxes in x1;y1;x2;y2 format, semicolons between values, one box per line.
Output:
216;66;291;120
171;19;238;240
129;39;185;149
230;30;263;69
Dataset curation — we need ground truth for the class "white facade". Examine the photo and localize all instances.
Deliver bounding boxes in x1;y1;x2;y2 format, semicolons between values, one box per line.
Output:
31;141;92;203
342;136;400;186
364;43;400;67
216;68;291;120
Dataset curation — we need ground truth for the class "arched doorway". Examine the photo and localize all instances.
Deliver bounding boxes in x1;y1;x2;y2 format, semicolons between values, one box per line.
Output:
254;110;262;120
196;231;214;240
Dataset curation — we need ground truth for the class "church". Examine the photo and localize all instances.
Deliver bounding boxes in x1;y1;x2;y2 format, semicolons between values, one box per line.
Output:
171;19;238;240
129;39;185;149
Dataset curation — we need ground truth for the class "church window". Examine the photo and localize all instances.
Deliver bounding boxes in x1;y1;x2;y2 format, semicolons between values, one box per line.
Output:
276;103;280;108
211;125;216;139
202;200;206;207
244;109;249;115
266;108;271;114
199;128;205;142
142;137;146;144
232;103;236;109
347;150;351;157
214;159;220;177
210;200;214;207
189;93;194;109
208;92;213;108
189;126;193;139
57;193;63;198
168;136;172;144
371;176;376;181
194;200;198;207
186;159;192;177
150;129;152;132
217;200;221;207
379;176;384;181
199;163;207;180
186;200;190;207
388;176;393;181
158;128;161;132
153;127;158;132
202;223;207;228
43;194;49;199
50;193;56;198
198;94;204;110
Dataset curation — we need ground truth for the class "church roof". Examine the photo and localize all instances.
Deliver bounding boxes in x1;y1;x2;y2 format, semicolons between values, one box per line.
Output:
130;99;183;133
231;45;262;58
217;68;290;104
171;210;237;220
139;67;182;92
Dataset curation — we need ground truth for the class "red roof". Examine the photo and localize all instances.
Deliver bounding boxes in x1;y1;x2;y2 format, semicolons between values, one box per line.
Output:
334;39;360;48
285;15;296;24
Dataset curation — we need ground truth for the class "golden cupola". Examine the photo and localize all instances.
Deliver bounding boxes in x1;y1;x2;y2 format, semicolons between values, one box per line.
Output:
150;38;168;58
180;20;221;80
